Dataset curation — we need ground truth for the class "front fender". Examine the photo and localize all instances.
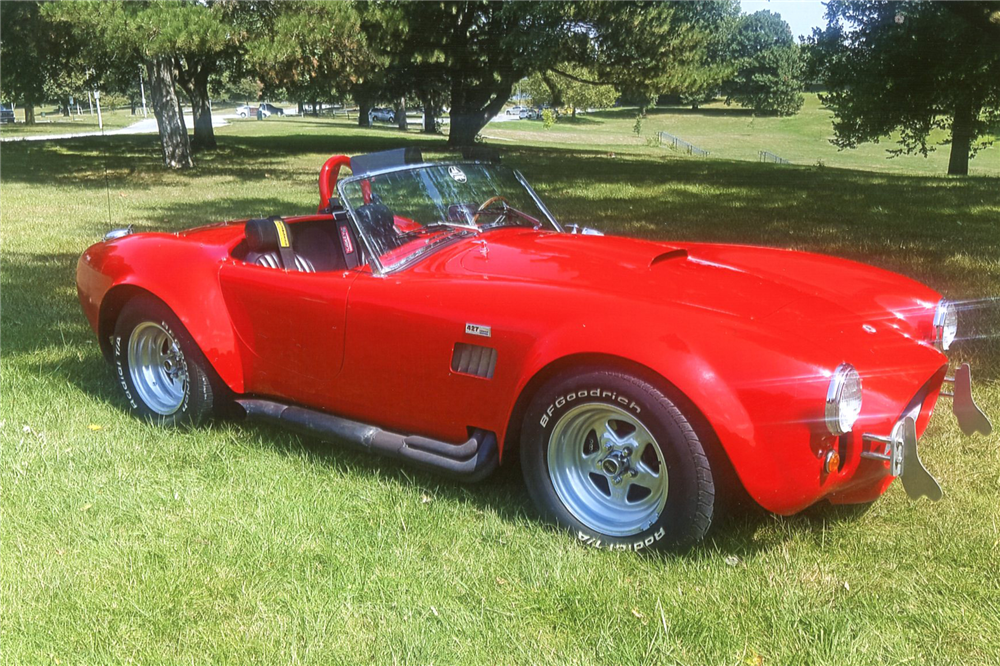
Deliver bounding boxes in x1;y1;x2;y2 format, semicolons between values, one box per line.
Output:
77;234;245;393
503;300;881;515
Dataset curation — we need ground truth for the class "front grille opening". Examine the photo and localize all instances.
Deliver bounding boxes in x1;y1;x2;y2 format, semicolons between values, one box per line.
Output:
837;434;848;472
451;343;498;379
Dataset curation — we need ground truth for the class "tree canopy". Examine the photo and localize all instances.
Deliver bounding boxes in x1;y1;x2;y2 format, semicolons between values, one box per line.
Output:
3;1;818;166
809;0;1000;175
723;10;805;116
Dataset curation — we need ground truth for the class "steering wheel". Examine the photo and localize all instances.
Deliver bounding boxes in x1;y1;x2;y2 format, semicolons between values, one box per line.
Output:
472;196;510;225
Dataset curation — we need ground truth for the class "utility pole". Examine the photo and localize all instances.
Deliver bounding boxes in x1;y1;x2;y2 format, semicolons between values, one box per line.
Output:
88;90;94;115
95;90;103;129
139;65;148;118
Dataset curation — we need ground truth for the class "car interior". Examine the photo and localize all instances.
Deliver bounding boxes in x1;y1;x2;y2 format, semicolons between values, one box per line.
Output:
231;211;362;273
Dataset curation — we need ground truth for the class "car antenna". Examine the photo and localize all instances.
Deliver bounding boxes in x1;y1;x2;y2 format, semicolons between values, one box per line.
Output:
98;90;113;230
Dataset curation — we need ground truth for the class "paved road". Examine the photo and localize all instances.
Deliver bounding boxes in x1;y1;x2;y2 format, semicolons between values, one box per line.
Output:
0;113;235;143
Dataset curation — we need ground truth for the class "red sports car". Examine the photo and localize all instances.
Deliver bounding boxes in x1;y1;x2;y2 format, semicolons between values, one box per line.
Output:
77;148;992;551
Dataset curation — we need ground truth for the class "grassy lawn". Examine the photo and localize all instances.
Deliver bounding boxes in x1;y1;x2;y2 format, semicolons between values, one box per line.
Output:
491;94;1000;178
2;106;999;665
0;106;142;138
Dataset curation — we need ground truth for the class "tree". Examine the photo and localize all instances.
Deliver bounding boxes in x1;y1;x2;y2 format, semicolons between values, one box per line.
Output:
0;1;88;124
539;65;617;116
359;2;715;146
723;10;804;116
249;1;365;121
43;0;248;165
169;2;235;149
44;1;189;167
673;0;741;109
810;1;1000;175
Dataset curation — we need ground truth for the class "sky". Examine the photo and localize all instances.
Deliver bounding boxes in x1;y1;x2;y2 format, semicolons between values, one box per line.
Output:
739;0;828;41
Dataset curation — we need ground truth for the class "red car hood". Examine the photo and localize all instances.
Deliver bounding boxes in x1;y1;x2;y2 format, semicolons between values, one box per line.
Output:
449;229;941;348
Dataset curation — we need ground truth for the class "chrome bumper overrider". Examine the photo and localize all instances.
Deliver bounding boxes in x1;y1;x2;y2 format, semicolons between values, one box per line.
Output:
859;362;993;503
940;363;993;437
862;418;942;501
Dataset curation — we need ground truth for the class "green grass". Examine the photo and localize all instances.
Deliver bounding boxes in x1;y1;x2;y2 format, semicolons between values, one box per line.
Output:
492;94;1000;177
2;105;999;665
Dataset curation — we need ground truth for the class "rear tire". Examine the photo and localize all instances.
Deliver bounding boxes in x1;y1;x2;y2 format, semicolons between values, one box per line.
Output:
112;297;214;426
521;369;714;551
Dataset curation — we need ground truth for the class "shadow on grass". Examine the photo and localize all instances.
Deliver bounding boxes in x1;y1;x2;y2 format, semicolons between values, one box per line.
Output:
649;105;758;119
19;339;891;563
551;115;602;126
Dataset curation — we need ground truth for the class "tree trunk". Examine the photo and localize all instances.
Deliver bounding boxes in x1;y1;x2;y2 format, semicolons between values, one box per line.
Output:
146;57;193;169
357;100;372;127
447;111;488;147
947;97;975;176
311;99;319;117
421;95;437;135
23;104;35;125
541;72;563;108
62;101;70;117
396;97;407;131
184;71;216;150
448;77;516;148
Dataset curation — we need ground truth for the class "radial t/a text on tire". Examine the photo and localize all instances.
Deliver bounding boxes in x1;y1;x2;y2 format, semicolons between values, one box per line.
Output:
112;296;214;426
521;369;715;551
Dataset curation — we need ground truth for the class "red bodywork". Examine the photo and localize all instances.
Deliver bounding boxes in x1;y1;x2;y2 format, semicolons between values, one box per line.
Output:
77;157;950;515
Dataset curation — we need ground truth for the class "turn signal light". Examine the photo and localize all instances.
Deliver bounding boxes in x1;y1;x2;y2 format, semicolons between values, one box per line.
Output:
824;449;841;474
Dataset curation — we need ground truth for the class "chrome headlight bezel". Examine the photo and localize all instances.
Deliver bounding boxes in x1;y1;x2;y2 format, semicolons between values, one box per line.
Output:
825;363;863;436
933;300;958;351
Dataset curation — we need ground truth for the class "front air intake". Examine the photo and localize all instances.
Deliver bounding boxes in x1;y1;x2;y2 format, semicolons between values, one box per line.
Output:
451;343;498;379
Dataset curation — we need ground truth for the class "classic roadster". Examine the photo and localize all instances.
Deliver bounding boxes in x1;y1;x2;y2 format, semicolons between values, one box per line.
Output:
77;148;992;551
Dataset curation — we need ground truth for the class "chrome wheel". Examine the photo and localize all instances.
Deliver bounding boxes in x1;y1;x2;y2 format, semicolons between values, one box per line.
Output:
127;321;188;415
547;403;668;537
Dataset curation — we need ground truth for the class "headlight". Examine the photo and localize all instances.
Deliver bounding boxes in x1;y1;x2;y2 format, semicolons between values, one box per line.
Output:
825;363;863;435
933;300;958;351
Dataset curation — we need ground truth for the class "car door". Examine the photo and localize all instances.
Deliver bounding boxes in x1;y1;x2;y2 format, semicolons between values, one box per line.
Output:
219;262;359;409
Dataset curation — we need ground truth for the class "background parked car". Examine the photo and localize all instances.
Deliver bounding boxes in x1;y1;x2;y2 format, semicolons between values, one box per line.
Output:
235;104;257;118
519;108;542;120
369;107;396;123
506;105;526;116
259;103;284;117
0;104;16;124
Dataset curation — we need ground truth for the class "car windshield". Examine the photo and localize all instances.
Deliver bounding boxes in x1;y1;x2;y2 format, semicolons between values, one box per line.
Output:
339;163;558;273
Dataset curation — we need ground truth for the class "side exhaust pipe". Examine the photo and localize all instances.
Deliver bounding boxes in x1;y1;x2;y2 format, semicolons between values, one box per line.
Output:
235;398;499;482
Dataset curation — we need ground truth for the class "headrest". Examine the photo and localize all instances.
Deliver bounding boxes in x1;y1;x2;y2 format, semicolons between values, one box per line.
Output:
350;148;423;177
353;203;395;233
246;217;292;253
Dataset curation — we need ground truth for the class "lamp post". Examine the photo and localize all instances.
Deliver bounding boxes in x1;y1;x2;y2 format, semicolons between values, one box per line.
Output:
95;90;103;129
139;65;148;118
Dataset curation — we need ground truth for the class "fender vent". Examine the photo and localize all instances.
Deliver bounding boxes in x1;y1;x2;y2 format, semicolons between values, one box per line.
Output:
451;343;498;379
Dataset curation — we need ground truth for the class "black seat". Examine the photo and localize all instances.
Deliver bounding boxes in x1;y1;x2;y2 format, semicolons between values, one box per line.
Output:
294;225;343;272
251;251;315;272
244;217;314;272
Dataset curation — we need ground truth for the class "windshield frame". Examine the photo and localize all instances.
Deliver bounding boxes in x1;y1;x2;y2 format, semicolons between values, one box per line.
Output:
337;160;562;276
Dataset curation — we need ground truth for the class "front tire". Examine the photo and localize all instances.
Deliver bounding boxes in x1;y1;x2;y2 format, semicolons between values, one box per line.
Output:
112;297;214;426
521;369;714;551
